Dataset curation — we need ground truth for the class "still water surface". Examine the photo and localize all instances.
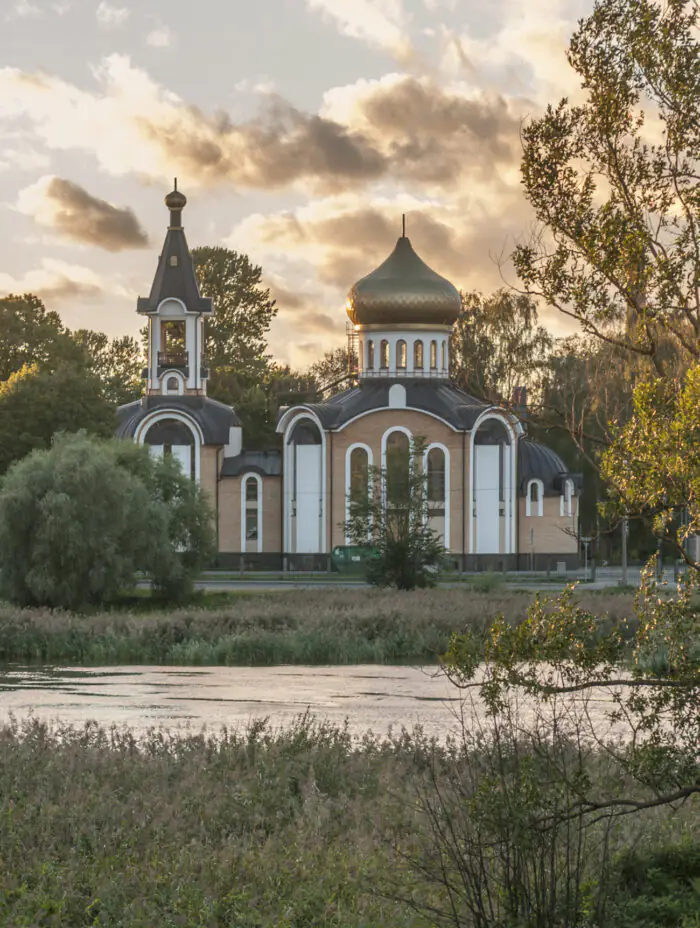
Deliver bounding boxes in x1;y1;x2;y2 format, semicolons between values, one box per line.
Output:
0;665;464;739
0;664;620;740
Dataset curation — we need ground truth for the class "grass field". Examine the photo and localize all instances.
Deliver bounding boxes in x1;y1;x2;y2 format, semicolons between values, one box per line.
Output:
0;587;638;667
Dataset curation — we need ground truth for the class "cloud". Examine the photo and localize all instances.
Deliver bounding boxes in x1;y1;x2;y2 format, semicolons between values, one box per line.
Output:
0;58;525;195
0;258;107;303
96;2;130;27
10;0;40;17
17;175;150;251
146;26;172;48
306;0;413;60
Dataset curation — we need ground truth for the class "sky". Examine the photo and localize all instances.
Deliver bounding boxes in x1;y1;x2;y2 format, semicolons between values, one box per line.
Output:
0;0;593;368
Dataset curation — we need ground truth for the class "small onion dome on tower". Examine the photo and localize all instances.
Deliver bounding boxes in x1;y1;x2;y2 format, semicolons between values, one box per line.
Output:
346;220;461;326
165;180;187;228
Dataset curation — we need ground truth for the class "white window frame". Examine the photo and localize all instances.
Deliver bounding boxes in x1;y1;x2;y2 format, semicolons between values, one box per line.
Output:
241;473;263;551
345;443;373;543
560;478;574;517
423;442;450;549
525;478;544;517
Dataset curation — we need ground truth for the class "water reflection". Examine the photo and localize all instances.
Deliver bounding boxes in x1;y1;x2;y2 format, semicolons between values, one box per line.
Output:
0;664;622;741
0;665;461;739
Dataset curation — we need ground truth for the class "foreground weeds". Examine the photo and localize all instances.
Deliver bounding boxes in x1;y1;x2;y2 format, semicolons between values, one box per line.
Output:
0;588;636;666
0;713;696;928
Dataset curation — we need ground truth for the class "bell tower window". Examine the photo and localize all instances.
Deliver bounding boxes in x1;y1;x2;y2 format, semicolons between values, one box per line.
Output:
169;255;179;267
397;339;407;370
380;340;389;370
414;340;424;370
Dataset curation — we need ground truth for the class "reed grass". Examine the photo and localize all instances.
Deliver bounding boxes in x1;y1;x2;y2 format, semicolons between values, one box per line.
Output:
0;587;637;667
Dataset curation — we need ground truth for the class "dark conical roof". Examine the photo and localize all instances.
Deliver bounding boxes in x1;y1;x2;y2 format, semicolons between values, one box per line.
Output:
137;185;212;315
346;235;461;326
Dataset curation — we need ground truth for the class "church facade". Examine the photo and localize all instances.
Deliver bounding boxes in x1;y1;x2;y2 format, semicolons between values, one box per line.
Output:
117;187;581;571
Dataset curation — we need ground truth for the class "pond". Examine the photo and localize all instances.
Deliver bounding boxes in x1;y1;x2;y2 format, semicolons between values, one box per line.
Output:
0;664;623;741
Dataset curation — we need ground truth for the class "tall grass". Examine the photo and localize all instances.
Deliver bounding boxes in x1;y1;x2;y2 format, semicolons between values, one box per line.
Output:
0;714;694;927
0;588;637;666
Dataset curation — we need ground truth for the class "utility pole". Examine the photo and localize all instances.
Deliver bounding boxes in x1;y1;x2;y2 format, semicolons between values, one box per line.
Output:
621;516;628;586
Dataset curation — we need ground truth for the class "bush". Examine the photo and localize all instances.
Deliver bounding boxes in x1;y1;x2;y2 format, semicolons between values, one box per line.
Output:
0;432;214;609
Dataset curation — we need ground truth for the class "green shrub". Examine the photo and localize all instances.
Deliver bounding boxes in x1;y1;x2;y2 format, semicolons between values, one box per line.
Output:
0;432;214;609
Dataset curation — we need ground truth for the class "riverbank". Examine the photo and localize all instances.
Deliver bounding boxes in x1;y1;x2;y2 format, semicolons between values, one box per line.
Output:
0;715;695;927
0;588;637;667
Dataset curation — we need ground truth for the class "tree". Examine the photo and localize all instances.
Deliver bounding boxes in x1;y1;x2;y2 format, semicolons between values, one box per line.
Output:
514;0;700;371
0;364;116;474
71;329;143;406
345;436;445;590
0;294;79;380
192;246;277;398
307;347;356;396
451;290;553;403
0;432;215;609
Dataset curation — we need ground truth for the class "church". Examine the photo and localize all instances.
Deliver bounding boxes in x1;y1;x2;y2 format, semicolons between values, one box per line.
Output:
117;186;582;571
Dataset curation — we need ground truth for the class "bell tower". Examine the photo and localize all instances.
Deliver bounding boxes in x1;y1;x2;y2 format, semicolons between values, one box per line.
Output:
137;181;212;397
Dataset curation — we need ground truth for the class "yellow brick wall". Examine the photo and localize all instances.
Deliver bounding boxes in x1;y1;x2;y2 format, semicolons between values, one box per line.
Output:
328;409;467;553
217;473;282;553
518;495;579;554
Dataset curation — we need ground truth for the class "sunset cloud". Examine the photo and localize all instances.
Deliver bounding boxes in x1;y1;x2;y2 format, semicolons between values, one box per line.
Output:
0;258;107;303
306;0;413;60
17;176;150;251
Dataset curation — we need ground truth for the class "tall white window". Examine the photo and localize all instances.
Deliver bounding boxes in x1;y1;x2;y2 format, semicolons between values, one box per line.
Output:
242;474;262;551
561;479;574;517
526;479;544;517
427;447;446;505
349;446;369;504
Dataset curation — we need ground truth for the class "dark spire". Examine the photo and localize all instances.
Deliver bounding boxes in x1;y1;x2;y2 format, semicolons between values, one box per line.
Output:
401;213;406;238
136;184;212;315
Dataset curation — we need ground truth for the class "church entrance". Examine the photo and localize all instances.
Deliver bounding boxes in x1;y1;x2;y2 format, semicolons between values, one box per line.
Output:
286;419;324;554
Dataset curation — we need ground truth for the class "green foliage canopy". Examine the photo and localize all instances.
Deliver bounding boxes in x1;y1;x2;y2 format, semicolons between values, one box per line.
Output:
0;433;215;608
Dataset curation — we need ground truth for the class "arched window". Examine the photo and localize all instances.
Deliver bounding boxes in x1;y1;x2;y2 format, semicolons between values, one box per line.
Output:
380;339;390;370
414;340;424;370
427;447;446;504
242;474;262;551
349;446;369;504
441;341;446;371
385;431;410;506
165;375;180;395
397;339;407;369
561;478;574;517
144;418;196;480
430;340;437;370
526;479;544;517
367;340;375;371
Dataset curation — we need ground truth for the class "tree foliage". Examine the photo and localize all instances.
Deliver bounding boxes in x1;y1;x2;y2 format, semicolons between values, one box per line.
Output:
0;364;116;474
0;433;215;608
451;290;554;403
514;0;700;370
192;246;277;394
71;329;143;406
345;437;445;590
0;294;79;380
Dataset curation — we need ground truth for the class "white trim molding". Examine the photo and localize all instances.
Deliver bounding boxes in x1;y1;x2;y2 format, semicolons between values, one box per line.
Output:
241;472;263;552
561;478;574;517
345;442;373;543
423;442;450;550
134;409;203;483
281;410;327;554
526;478;544;517
468;410;518;555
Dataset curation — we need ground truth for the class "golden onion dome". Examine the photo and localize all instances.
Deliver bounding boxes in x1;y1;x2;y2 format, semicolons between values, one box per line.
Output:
165;185;187;211
346;234;461;327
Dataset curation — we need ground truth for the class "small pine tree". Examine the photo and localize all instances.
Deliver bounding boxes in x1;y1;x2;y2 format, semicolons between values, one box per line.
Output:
344;436;445;590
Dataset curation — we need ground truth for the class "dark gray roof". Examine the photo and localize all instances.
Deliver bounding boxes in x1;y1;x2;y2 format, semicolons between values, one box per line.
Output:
137;225;211;315
518;439;583;495
280;379;489;431
220;450;281;477
116;395;239;444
